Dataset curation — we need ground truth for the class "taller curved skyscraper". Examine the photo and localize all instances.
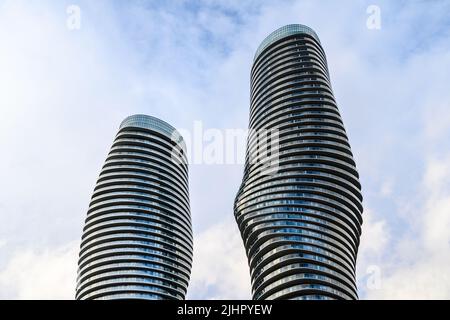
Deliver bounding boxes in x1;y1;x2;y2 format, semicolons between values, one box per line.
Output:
76;115;193;300
234;25;363;300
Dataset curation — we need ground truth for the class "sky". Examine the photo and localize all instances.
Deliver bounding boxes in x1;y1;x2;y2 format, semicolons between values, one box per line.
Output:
0;0;450;300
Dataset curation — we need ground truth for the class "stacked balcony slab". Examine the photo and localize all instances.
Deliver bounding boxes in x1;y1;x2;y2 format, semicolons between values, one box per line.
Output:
76;115;193;300
234;25;363;300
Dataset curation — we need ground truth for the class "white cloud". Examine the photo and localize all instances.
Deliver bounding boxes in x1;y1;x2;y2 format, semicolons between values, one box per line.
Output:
365;251;450;300
0;241;79;300
360;154;450;299
422;156;450;255
358;209;389;257
1;0;450;300
187;218;252;300
380;180;394;198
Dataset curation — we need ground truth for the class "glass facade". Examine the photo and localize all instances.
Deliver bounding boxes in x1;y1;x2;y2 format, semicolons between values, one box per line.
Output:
235;25;363;300
76;115;193;300
254;24;321;62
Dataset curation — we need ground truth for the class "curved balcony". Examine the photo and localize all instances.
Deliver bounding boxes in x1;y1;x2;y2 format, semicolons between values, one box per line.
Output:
76;115;192;300
235;25;363;300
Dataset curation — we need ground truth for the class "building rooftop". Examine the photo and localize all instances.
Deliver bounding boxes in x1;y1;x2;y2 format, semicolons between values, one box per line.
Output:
120;114;185;145
254;24;320;62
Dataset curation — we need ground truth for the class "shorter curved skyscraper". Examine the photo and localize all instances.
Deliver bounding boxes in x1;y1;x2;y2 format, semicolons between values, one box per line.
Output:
76;115;193;300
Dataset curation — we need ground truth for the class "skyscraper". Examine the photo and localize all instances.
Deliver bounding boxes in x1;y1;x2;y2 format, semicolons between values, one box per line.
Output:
76;115;193;300
234;25;363;300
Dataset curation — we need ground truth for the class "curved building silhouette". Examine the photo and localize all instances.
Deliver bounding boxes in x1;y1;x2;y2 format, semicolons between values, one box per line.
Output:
76;115;193;300
234;25;363;300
